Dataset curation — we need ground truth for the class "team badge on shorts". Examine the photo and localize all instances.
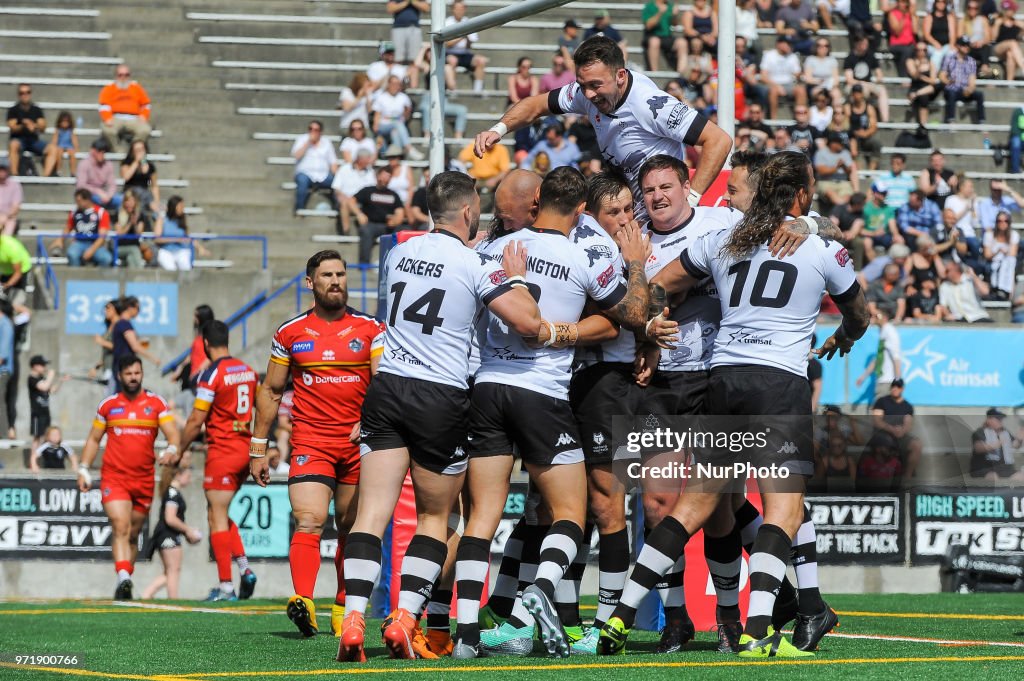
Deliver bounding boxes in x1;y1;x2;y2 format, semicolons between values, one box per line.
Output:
295;455;308;466
349;338;364;353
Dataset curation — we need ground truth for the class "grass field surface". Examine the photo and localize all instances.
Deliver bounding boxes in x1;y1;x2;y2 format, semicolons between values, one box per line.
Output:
1;594;1023;680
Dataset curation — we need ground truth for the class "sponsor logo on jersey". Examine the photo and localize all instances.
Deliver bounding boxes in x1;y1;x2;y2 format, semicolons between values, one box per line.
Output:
144;406;153;415
295;455;308;466
322;349;336;361
223;370;256;385
291;341;314;353
303;327;321;338
301;371;360;385
596;263;616;288
555;432;577;447
113;427;122;436
666;103;689;130
572;223;599;243
647;94;671;118
661;235;687;249
584;244;613;266
225;364;249;373
109;407;125;415
777;441;798;455
489;269;509;285
348;338;364;353
389;347;432;368
477;252;500;265
727;329;772;346
835;247;851;267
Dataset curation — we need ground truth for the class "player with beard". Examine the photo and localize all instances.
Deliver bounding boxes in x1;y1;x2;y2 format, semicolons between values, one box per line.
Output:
250;250;385;638
601;151;870;658
474;36;733;221
77;354;179;599
336;171;544;662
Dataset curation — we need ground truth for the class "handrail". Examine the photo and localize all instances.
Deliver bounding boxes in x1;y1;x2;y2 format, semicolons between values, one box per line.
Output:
32;237;60;309
29;231;269;270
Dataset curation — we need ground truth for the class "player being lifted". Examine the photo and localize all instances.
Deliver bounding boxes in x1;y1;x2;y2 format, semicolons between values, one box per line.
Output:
77;355;179;599
250;250;385;638
453;167;650;659
600;151;870;658
474;36;733;218
177;320;258;601
335;171;543;662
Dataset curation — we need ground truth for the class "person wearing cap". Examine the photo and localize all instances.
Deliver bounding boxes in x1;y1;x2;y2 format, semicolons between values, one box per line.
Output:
760;36;806;119
896;189;942;251
940;36;985;124
870;378;922;479
861;181;901;257
366;42;409;90
524;122;582;171
331;148;376;235
0;160;22;235
843;34;890;123
27;355;64;454
878;153;916;210
76;138;121;212
383;144;415;207
98;64;152;150
559;19;583;66
444;1;489;93
971;408;1024;481
585;9;628;61
814;132;859;210
859;242;911;287
385;0;429;66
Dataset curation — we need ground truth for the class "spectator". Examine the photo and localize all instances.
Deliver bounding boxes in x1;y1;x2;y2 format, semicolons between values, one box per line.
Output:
941;37;986;123
111;296;160;393
887;0;919;77
846;0;884;49
775;0;818;55
332;149;377;235
789;105;823;156
0;161;22;235
59;189;113;267
863;182;902;255
444;0;489;93
386;0;429;65
860;243;912;287
906;232;947;290
458;137;511;191
830;190;867;267
815;431;857;490
27;357;63;455
736;0;763;62
120;139;159;215
976;180;1022;230
922;0;957;73
943;175;981;255
982;211;1019;299
642;1;687;74
867;263;908;321
683;0;719;54
154;195;207;271
6;83;56;176
844;34;890;122
339;120;376;165
524;122;582;170
353;166;407;263
878;154;917;209
760;36;805;119
559;20;583;65
140;466;203;600
870;378;922;479
958;0;994;77
412;46;470;140
772;127;802;153
46;110;79;177
803;39;842;108
292;120;339;215
896;189;942;250
817;0;851;30
992;1;1024;81
736;36;769;108
586;9;629;62
507;57;540;108
970;408;1024;481
738;102;774;147
568;116;601;169
756;0;780;26
366;42;409;90
0;233;31;307
814;132;859;208
115;189;149;268
98;64;152;149
856;432;904;492
337;73;374;133
907;277;948;321
825;104;851;147
30;426;76;473
0;302;12;441
670;64;712;110
539;52;576;93
383;145;415;208
907;42;943;128
940;260;993;322
76;138;120;212
168;304;215;390
407;168;430;230
919;149;958;208
845;84;882;169
267;444;290;476
372;76;422;160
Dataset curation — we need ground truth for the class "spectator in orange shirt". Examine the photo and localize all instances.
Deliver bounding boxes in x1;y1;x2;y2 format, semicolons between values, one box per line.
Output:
458;139;510;191
99;64;152;150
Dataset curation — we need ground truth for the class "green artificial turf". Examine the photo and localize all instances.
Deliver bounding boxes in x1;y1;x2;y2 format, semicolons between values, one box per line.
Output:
1;594;1023;681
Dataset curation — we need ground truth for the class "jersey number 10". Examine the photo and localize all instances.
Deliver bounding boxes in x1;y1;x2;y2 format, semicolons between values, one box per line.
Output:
726;260;798;309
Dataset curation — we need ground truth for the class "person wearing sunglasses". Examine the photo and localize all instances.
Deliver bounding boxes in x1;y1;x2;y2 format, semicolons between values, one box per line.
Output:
98;64;152;150
6;84;57;176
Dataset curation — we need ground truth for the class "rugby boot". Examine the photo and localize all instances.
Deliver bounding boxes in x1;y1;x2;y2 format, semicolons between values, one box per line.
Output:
480;621;535;656
737;627;814;659
239;569;257;600
336;611;367;662
792;604;839;651
654;613;695;654
286;595;318;638
522;585;570;658
330;603;345;637
598;617;630;656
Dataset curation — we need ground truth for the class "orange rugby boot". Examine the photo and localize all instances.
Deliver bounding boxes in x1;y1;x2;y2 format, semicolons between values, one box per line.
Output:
336;611;367;663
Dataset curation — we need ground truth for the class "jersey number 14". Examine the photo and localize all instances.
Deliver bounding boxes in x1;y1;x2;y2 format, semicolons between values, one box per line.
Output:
389;283;446;334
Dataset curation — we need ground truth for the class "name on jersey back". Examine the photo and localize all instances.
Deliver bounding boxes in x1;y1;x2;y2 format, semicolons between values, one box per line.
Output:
396;257;445;278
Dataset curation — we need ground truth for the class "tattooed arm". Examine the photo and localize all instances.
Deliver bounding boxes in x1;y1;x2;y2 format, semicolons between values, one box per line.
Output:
603;222;652;330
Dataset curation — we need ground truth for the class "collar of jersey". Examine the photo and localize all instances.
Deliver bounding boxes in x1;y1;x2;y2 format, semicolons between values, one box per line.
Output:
434;228;463;242
647;207;697;236
526;225;566;237
609;70;635;116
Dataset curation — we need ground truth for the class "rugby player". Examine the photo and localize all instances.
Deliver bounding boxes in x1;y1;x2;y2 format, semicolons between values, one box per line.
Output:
77;355;179;599
473;36;733;219
178;320;258;601
336;171;543;662
600;151;870;658
249;250;385;638
452;167;650;659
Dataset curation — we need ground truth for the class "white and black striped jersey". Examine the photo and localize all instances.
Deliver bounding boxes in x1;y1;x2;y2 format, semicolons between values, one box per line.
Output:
476;226;628;399
569;214;635;367
645;206;743;372
549;70;707;215
680;230;859;377
378;230;515;390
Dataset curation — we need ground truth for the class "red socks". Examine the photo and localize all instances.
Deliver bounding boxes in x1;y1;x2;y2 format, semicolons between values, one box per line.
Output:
228;520;246;558
211;531;234;582
114;560;133;575
289;532;321;598
334;536;346;606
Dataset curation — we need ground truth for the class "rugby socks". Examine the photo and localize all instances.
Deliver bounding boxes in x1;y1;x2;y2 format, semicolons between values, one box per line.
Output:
114;560;133;583
289;532;321;599
334;535;346;606
396;535;447;616
426;588;453;631
454;536;491;646
488;516;528;619
735;500;798;607
503;523;545;628
553;522;592;627
655;555;686;620
342;532;382;615
704;526;743;623
613;517;690;629
594;528;630;629
211;531;234;584
228;520;249;573
792;505;825;615
534;520;584;600
746;524;793;639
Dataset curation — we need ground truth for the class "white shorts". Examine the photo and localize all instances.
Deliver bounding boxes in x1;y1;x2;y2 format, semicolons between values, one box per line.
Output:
391;25;422;63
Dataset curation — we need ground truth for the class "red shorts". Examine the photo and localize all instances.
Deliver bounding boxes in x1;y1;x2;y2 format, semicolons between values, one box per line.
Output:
288;440;359;488
204;442;251;491
100;471;154;514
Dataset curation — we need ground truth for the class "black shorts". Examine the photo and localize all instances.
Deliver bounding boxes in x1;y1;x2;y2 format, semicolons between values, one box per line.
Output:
30;412;50;438
638;370;709;418
570;363;641;465
468;382;584;466
451;52;475;70
359;372;470;475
